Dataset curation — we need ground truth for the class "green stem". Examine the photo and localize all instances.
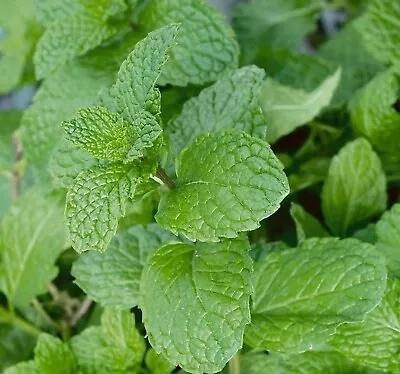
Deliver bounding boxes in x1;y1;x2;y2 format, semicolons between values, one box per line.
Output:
228;353;241;374
0;306;42;337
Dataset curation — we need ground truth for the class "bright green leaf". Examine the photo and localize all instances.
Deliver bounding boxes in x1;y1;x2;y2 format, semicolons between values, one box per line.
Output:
330;277;400;372
140;238;253;373
349;68;400;155
72;224;176;309
168;66;266;159
139;0;239;86
63;107;162;163
112;24;180;120
156;130;289;242
322;138;387;236
260;68;341;143
290;203;329;243
65;163;153;253
145;349;175;374
101;308;146;366
35;333;76;374
354;0;400;65
0;188;67;308
376;204;400;276
245;238;387;353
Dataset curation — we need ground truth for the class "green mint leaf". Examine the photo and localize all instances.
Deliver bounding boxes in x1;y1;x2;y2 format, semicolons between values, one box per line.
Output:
349;68;400;155
48;138;97;189
101;308;146;367
290;203;329;243
0;187;67;308
330;278;400;372
168;66;266;159
34;333;76;374
260;68;341;143
112;24;180;120
63;107;162;163
72;224;176;309
156;130;289;242
139;0;239;86
322;138;387;236
354;0;400;65
34;0;128;78
318;24;384;107
3;361;37;374
22;32;141;183
140;238;253;373
245;238;387;353
65;163;153;253
145;349;175;374
250;242;290;262
376;204;400;276
0;0;40;94
233;0;322;59
0;325;36;372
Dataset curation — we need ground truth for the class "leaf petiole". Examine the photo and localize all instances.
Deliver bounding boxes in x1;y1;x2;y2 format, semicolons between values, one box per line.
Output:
0;306;42;337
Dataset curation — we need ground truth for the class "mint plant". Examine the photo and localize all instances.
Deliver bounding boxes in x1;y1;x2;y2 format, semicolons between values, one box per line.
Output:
1;0;400;373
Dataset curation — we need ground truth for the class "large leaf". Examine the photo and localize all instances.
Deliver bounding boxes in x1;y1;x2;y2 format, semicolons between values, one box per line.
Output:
139;0;239;86
168;66;266;159
140;238;253;373
245;238;387;353
322;138;387;236
72;224;176;309
0;188;67;308
260;68;341;143
330;278;400;372
156;130;289;242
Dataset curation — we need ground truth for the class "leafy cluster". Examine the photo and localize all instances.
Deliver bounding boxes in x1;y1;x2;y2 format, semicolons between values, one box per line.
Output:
1;0;400;373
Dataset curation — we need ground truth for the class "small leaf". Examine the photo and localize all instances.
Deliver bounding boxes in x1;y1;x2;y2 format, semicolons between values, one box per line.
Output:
0;188;67;308
101;308;145;367
139;0;239;86
156;130;289;242
72;224;176;309
34;0;128;78
290;203;329;243
376;203;400;276
65;162;153;253
145;349;175;374
354;0;400;65
260;68;341;143
245;238;387;353
140;238;253;373
349;68;400;155
35;334;76;374
168;66;266;159
112;24;180;121
322;138;387;236
330;278;400;372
